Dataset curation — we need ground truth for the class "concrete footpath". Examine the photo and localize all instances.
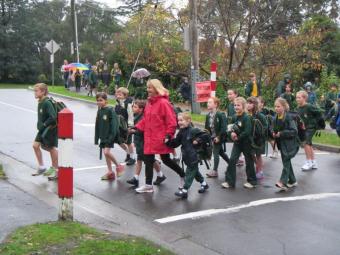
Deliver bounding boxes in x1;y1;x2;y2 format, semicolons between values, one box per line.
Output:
0;154;220;255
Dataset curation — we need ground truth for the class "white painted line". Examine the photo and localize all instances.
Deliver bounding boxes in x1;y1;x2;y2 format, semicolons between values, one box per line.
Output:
74;165;107;171
0;100;94;127
155;193;340;224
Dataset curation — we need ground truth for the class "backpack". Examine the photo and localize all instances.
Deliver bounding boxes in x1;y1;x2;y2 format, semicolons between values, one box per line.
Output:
251;114;266;150
191;128;213;167
289;112;306;143
115;97;133;121
48;97;67;122
116;115;129;144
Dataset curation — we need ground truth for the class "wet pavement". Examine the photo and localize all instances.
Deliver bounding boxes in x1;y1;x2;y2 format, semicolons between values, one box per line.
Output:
1;89;340;255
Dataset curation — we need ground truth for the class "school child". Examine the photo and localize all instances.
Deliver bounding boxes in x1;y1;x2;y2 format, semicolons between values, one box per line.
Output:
165;112;209;198
324;83;338;120
272;98;299;191
88;65;98;97
304;82;317;105
115;87;136;165
126;100;165;187
205;97;229;178
221;97;257;189
246;97;268;180
280;83;296;111
258;96;278;158
296;90;322;171
32;83;58;178
95;92;125;180
74;69;82;92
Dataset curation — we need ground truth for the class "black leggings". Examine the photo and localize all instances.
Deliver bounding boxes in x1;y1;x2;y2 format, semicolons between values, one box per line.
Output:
144;154;185;185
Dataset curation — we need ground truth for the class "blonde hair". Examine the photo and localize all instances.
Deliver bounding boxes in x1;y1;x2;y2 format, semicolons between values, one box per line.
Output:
234;97;247;110
296;90;308;99
34;83;48;96
147;79;169;96
275;97;290;111
116;87;129;97
209;96;220;107
178;112;192;122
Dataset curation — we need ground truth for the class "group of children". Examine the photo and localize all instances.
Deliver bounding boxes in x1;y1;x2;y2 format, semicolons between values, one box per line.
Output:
32;80;327;198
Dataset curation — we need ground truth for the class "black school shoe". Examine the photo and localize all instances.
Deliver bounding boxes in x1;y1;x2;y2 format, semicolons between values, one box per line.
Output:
198;183;209;193
175;190;188;199
126;158;136;166
153;175;167;185
126;177;139;187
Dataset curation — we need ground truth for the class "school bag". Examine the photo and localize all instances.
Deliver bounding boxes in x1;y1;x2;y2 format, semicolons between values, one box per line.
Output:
191;128;213;169
47;97;67;123
251;114;266;150
115;97;133;121
288;112;306;142
115;115;129;144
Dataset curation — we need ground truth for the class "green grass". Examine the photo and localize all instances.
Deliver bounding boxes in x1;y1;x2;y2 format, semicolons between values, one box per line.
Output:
0;164;6;179
48;86;116;105
191;113;206;123
0;83;30;89
0;222;174;255
313;130;340;147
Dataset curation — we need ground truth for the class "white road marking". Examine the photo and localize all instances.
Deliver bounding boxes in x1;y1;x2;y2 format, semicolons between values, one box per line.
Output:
154;193;340;224
74;165;107;171
0;100;94;127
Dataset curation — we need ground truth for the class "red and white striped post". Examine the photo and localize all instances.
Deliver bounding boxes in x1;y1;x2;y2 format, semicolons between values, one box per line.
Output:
57;108;74;221
210;61;217;97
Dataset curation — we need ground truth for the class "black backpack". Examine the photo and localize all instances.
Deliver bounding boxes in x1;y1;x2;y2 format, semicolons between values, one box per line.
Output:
289;112;306;143
115;97;133;121
251;115;266;150
191;128;213;168
116;115;129;144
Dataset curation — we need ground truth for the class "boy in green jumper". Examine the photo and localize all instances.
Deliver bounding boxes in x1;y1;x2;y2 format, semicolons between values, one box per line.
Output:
222;97;257;189
205;97;229;177
95;92;125;180
32;83;58;177
296;90;322;171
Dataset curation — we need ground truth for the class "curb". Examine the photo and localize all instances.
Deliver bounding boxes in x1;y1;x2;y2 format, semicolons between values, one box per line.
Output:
313;143;340;153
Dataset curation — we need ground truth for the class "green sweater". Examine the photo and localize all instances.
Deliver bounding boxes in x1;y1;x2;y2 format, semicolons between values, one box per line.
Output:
297;103;322;130
227;102;236;123
229;112;252;145
37;97;57;133
204;111;227;140
95;106;119;145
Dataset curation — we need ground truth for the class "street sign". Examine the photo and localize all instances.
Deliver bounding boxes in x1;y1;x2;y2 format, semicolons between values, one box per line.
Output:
195;81;211;103
45;40;60;54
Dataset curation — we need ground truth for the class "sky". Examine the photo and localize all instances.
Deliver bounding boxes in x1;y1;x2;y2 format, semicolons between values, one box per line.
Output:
96;0;188;9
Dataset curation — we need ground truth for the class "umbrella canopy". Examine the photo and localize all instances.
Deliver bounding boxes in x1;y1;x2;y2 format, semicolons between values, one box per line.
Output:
131;68;151;79
64;62;89;71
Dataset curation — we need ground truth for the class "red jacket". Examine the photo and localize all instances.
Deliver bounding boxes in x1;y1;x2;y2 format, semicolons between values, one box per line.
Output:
136;95;176;155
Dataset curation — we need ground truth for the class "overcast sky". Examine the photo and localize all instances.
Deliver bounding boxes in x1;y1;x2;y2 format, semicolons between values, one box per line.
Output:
95;0;188;9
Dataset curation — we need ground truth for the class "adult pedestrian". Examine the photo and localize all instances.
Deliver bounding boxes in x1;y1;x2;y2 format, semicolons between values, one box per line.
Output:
134;79;185;193
245;72;261;97
60;59;69;89
178;77;191;103
111;63;122;90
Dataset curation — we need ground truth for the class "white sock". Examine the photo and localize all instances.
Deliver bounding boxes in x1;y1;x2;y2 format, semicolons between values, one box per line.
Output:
308;160;312;164
130;152;135;159
180;177;185;187
39;165;46;170
157;171;163;177
182;189;188;193
201;181;207;186
134;175;139;180
146;184;153;188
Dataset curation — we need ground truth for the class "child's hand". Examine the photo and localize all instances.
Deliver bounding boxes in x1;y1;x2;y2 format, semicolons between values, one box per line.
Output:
193;140;198;145
213;137;220;144
231;132;238;141
128;128;136;134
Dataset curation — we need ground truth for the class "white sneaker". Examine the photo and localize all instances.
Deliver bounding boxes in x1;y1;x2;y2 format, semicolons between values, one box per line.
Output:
243;182;256;189
221;182;231;189
135;185;154;193
270;151;278;159
301;162;313;171
287;182;298;188
311;161;318;169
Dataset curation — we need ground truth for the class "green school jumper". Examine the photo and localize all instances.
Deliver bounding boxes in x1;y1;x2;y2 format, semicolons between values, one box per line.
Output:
35;97;57;148
133;113;144;160
205;111;228;171
297;103;322;145
273;113;299;185
225;112;256;187
95;106;119;148
227;102;236;124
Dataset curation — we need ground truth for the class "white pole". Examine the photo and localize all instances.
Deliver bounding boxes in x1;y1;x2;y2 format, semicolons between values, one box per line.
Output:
74;0;80;63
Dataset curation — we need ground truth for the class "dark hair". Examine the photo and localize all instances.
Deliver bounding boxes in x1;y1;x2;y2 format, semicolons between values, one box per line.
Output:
246;96;259;113
96;92;108;100
228;89;239;96
133;99;146;110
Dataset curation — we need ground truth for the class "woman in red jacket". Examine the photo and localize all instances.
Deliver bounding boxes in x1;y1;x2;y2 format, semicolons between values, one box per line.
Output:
135;79;185;193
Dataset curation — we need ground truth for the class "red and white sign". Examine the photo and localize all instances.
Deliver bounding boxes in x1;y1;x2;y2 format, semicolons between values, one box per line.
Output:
210;61;217;97
196;81;211;103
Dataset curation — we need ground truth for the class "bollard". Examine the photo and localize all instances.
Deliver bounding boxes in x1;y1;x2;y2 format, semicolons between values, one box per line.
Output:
57;108;74;221
210;61;217;97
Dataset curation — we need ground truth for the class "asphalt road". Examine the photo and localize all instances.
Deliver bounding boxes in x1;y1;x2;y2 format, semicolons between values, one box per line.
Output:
1;89;340;255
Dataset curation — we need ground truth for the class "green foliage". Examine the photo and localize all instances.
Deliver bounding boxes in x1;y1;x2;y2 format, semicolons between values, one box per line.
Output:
169;87;184;103
319;68;340;96
37;74;48;83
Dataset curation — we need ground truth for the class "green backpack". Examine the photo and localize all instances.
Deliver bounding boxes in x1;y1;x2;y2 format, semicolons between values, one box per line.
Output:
116;115;129;144
251;115;266;150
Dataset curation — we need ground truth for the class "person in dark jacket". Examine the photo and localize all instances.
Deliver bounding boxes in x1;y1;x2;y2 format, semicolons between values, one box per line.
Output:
276;73;292;98
272;97;299;191
88;65;98;96
165;112;209;199
245;72;261;97
95;92;125;180
179;77;191;103
205;97;229;178
32;83;58;178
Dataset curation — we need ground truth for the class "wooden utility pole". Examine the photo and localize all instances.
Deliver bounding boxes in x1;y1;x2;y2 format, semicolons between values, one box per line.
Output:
189;0;201;114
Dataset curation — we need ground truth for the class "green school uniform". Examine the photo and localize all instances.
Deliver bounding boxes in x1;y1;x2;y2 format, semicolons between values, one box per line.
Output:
133;113;144;159
227;102;236;123
95;106;119;148
280;92;296;111
273;113;299;185
225;112;256;187
35;97;57;148
297;103;322;145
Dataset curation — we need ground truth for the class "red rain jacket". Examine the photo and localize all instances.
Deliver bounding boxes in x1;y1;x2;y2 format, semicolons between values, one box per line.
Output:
135;95;176;154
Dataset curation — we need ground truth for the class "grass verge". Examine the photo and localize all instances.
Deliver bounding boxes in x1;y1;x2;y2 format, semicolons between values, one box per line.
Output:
0;164;6;179
0;83;30;89
0;222;174;255
313;130;340;147
48;86;116;105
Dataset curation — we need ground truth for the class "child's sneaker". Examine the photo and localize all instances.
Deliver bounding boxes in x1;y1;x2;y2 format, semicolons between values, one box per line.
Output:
126;177;139;187
301;161;312;171
311;161;318;169
153;175;167;185
221;182;231;189
32;166;46;176
48;172;58;181
270;151;278;159
43;167;56;177
198;183;209;193
126;158;136;166
116;164;125;177
101;172;115;181
175;189;188;199
275;182;288;191
256;171;264;180
135;185;154;193
206;170;218;178
243;182;256;189
287;182;298;188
